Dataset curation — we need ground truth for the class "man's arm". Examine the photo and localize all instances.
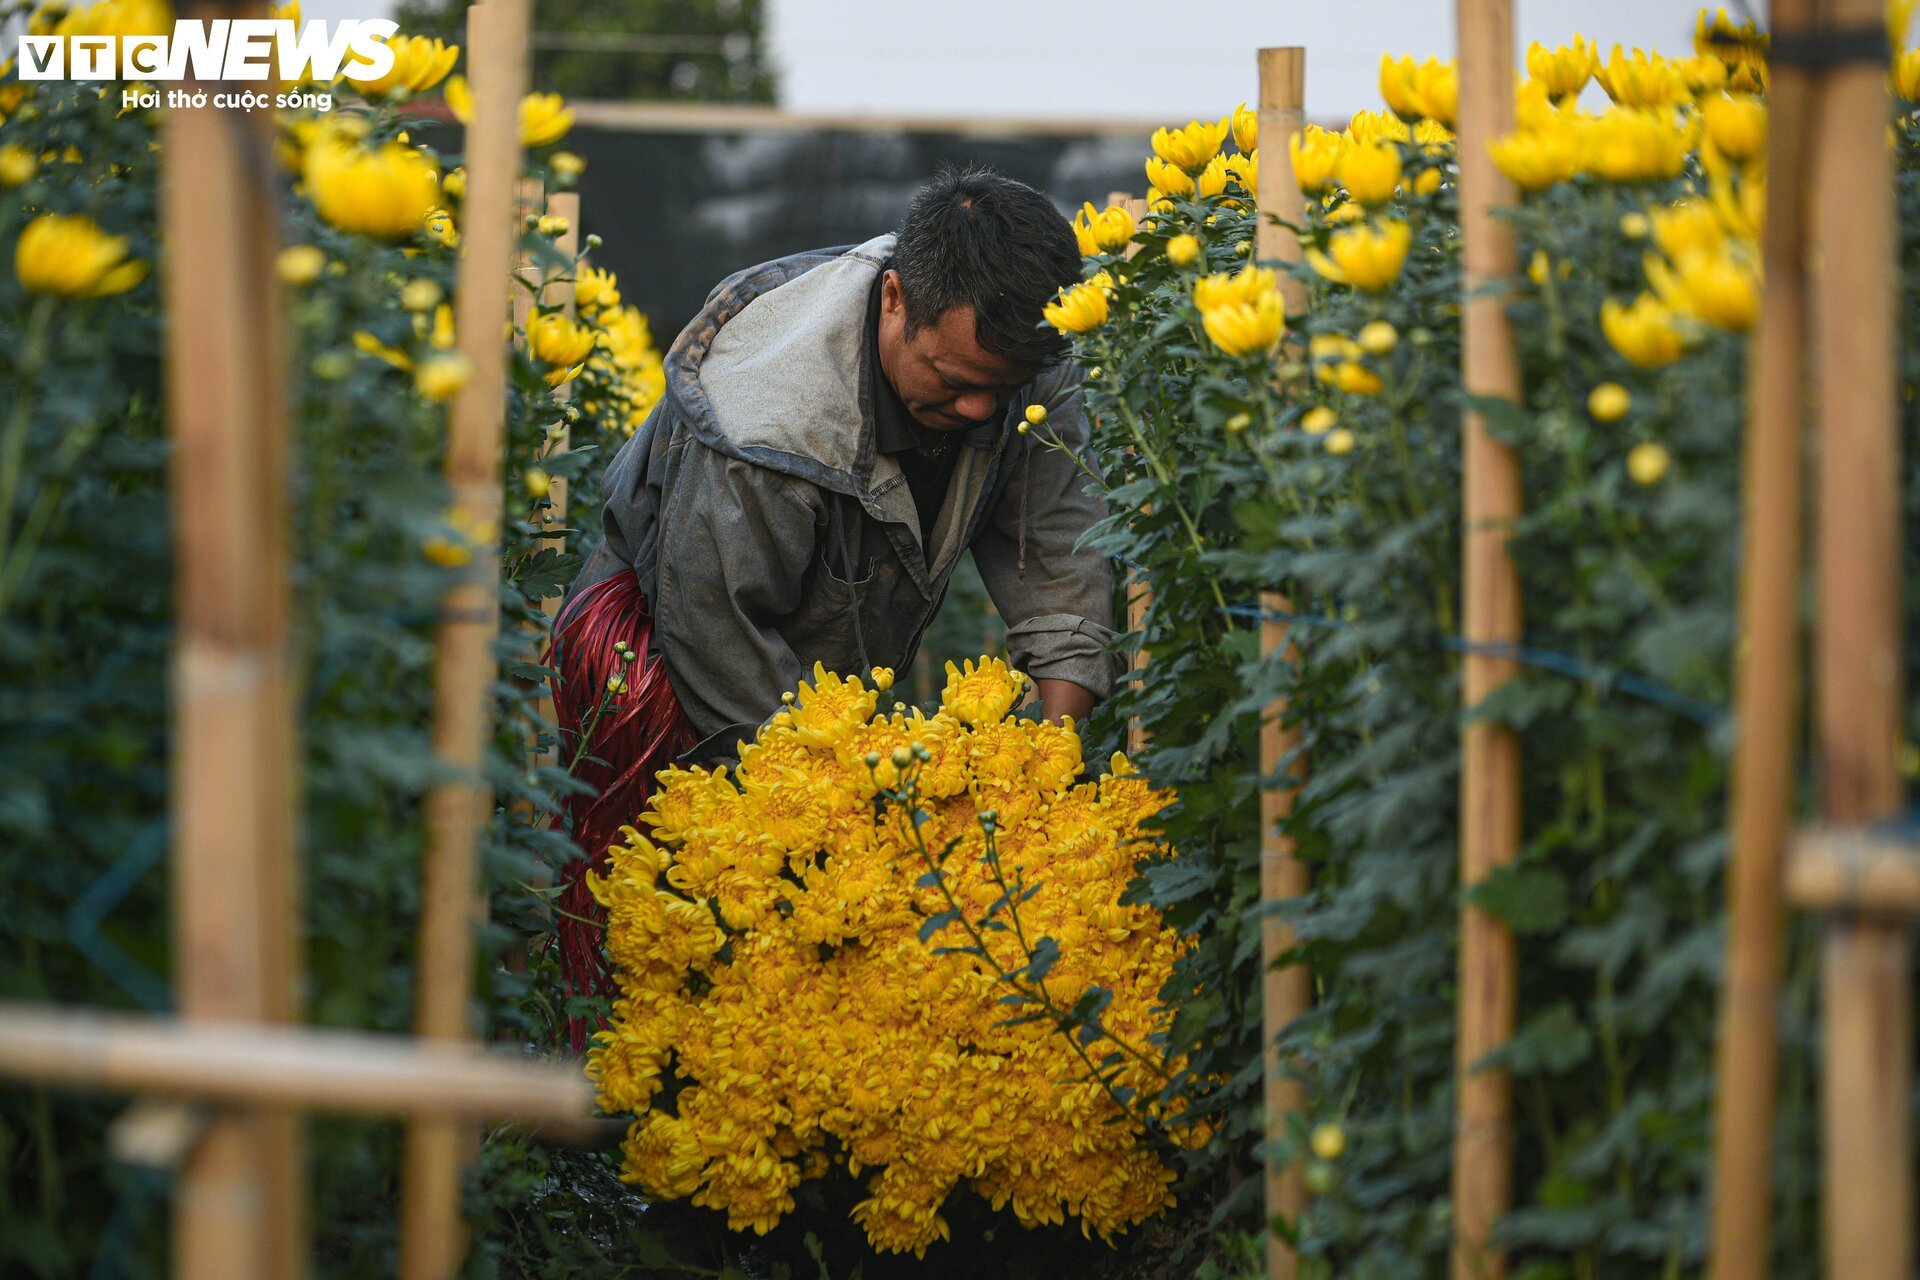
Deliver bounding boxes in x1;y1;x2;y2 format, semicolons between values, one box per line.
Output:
651;440;821;758
971;363;1120;719
1036;677;1097;725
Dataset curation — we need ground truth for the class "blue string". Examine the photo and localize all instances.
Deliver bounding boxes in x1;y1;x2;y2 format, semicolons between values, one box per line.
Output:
85;1167;167;1280
1134;560;1725;728
56;817;173;1278
65;817;171;1014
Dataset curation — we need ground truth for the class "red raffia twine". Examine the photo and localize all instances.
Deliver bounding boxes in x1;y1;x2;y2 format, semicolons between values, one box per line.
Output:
546;569;695;1051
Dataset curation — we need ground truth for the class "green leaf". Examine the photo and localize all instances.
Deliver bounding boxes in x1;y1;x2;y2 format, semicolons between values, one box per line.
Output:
1467;863;1570;934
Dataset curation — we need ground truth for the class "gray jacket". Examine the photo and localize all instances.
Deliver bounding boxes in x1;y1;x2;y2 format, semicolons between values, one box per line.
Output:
571;233;1119;760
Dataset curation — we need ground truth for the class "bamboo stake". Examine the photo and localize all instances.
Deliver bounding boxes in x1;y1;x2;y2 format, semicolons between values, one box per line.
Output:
0;1006;594;1122
1811;2;1908;1276
400;0;531;1274
502;190;579;981
540;190;580;589
1255;46;1310;1280
161;14;305;1275
1111;191;1153;758
1452;2;1523;1275
1706;4;1812;1273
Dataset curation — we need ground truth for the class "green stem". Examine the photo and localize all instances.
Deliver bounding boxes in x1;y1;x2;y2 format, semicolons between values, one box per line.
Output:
0;295;58;611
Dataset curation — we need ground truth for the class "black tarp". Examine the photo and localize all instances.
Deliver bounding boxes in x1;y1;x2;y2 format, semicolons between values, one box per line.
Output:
555;121;1151;341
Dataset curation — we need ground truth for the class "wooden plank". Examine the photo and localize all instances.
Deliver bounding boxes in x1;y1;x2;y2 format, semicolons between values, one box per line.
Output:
1451;2;1523;1276
0;1005;595;1122
1254;45;1310;1280
1812;3;1909;1275
160;15;306;1275
400;0;533;1275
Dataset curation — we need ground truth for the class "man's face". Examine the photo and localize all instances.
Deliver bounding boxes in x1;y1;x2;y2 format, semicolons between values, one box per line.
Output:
876;269;1033;432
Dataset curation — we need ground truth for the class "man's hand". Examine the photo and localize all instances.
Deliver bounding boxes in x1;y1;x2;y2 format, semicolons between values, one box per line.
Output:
1035;677;1096;726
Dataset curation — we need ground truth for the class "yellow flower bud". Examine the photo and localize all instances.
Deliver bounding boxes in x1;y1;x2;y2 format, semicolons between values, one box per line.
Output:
1311;1124;1348;1161
413;352;472;403
524;468;552;498
1336;141;1402;208
1357;320;1398;354
1588;383;1631;422
1627;441;1671;485
1301;406;1336;435
1324;428;1357;455
0;143;38;187
1025;404;1048;426
1166;233;1202;268
276;244;326;286
400;277;442;312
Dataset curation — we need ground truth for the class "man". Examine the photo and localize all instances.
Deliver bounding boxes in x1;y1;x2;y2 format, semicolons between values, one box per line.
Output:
548;168;1118;1009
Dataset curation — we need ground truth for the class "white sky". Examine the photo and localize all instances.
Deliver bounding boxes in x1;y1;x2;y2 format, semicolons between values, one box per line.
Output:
765;0;1768;124
214;0;1769;124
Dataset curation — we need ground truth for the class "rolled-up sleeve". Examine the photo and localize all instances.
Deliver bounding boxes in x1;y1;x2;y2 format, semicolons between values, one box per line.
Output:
971;366;1120;699
652;439;819;755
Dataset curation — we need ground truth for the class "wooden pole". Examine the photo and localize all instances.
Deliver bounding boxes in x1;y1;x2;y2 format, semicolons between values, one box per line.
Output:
1811;1;1909;1276
400;0;531;1275
0;1006;594;1122
1706;4;1812;1274
1111;190;1153;758
161;6;306;1273
540;190;580;568
1255;46;1310;1280
502;188;578;982
1452;2;1523;1275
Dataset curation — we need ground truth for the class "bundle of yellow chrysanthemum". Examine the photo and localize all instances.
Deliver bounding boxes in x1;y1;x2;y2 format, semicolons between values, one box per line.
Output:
587;656;1200;1256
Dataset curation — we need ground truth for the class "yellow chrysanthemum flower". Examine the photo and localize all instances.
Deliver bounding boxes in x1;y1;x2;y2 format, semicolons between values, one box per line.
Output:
1645;246;1760;332
1379;53;1459;125
1044;279;1110;335
1307;219;1413;292
1229;101;1259;154
1289;125;1345;194
14;212;149;297
1072;201;1136;257
345;33;459;100
1601;293;1689;367
303;136;441;241
1336;140;1401;207
1201;291;1285;356
445;76;575;148
1150;116;1230;172
1586;107;1690;184
1192;263;1278;312
1526;37;1598;101
1489;120;1583;192
529;311;597;385
1700;93;1766;164
1594;45;1688;110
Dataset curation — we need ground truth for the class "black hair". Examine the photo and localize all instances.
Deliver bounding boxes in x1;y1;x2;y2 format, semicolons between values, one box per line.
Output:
893;166;1080;371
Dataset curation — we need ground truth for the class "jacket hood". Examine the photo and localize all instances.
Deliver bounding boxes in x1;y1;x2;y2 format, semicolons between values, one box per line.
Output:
661;234;898;502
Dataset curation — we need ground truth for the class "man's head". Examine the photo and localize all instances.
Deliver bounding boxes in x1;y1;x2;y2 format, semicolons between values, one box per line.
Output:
878;168;1081;432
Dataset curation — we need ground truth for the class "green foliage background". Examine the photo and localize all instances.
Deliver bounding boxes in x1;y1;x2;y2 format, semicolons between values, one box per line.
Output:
391;0;776;104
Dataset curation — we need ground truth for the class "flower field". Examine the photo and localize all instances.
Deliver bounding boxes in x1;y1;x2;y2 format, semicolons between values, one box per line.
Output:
2;0;1918;1277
